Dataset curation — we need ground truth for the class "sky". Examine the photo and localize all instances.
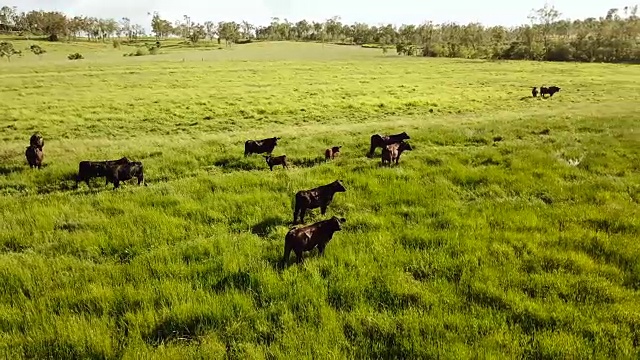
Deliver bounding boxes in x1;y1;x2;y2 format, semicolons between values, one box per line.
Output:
5;0;636;29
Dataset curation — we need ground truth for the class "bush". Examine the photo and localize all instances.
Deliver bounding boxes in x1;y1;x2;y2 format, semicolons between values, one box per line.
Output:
112;40;121;49
67;53;84;60
235;39;252;45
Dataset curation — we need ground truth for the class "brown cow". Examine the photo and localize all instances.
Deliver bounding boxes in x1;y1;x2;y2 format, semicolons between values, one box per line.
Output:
282;216;346;265
25;145;43;169
324;146;341;161
293;180;346;224
264;155;288;171
30;133;44;150
368;132;410;157
244;137;280;157
381;142;413;166
76;157;130;188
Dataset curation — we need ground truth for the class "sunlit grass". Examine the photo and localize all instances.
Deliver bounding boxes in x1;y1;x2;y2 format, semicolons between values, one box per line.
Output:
0;40;639;358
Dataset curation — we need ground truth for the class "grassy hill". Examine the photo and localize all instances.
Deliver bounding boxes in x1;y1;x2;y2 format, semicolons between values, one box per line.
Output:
1;39;639;359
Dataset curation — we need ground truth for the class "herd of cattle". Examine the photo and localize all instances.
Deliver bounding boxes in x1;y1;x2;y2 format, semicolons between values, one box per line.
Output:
22;131;413;265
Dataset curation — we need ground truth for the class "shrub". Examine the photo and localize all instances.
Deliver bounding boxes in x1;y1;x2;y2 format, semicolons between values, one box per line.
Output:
29;44;46;57
67;53;84;60
112;40;121;49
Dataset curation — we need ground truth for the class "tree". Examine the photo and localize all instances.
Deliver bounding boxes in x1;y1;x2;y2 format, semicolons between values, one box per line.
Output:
0;41;19;61
188;23;206;44
529;4;562;60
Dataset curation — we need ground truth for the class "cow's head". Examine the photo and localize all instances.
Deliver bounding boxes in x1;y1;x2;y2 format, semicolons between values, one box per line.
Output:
329;216;346;231
400;132;410;140
400;142;413;151
332;146;342;152
332;180;347;192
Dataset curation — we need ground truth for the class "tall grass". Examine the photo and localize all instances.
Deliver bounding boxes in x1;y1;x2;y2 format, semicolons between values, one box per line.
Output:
0;41;639;358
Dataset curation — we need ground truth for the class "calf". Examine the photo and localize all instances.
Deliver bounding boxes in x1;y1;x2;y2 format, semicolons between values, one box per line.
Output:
382;142;413;166
540;86;561;98
324;146;341;161
532;87;538;98
106;161;145;189
30;133;44;150
244;137;280;157
368;132;410;157
264;155;288;171
282;216;346;265
293;180;346;224
25;145;43;169
76;157;130;188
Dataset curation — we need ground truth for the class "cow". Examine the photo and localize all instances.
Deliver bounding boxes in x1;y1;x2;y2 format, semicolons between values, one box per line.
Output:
264;155;288;171
540;86;561;98
324;146;342;161
106;161;145;189
30;133;44;150
282;216;346;265
367;132;410;157
293;180;346;224
244;137;280;157
381;141;413;166
76;157;130;188
25;145;43;169
532;87;538;98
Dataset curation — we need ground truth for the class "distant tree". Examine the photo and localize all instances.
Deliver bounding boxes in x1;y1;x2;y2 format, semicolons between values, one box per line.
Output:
0;41;19;61
529;4;562;60
188;23;206;44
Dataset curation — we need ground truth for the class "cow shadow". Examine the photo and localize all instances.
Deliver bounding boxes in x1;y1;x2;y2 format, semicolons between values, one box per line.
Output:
251;216;289;238
0;164;25;176
290;156;326;168
213;156;263;172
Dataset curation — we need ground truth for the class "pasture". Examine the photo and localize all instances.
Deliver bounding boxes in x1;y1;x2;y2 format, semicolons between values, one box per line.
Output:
1;39;639;359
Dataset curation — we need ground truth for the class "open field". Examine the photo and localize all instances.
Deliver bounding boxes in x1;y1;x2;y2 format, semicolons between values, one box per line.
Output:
1;40;640;359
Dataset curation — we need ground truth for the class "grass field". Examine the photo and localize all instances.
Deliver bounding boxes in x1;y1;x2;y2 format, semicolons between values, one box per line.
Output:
1;38;640;359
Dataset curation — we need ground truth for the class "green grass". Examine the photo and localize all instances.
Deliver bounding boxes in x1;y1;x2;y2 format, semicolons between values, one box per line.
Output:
1;40;639;359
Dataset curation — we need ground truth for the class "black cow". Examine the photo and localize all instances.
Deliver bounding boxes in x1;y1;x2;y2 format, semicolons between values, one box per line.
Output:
76;157;130;188
540;86;561;98
106;161;145;189
282;216;346;265
532;87;538;98
30;133;44;150
293;180;346;224
25;145;43;169
244;137;280;157
264;155;288;171
381;141;413;166
368;132;410;157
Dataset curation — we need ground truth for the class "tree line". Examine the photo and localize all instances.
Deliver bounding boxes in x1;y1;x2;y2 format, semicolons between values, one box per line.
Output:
1;4;639;63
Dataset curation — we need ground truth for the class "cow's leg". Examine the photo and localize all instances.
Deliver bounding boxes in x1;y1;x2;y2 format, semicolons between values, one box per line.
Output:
318;243;326;256
299;208;307;223
294;249;304;264
293;204;300;224
113;179;120;190
367;144;376;157
282;243;292;267
137;174;144;186
320;205;327;216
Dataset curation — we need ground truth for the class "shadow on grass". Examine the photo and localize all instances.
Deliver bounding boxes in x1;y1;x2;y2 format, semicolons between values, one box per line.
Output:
0;163;28;176
251;216;289;238
213;156;263;172
290;156;326;168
